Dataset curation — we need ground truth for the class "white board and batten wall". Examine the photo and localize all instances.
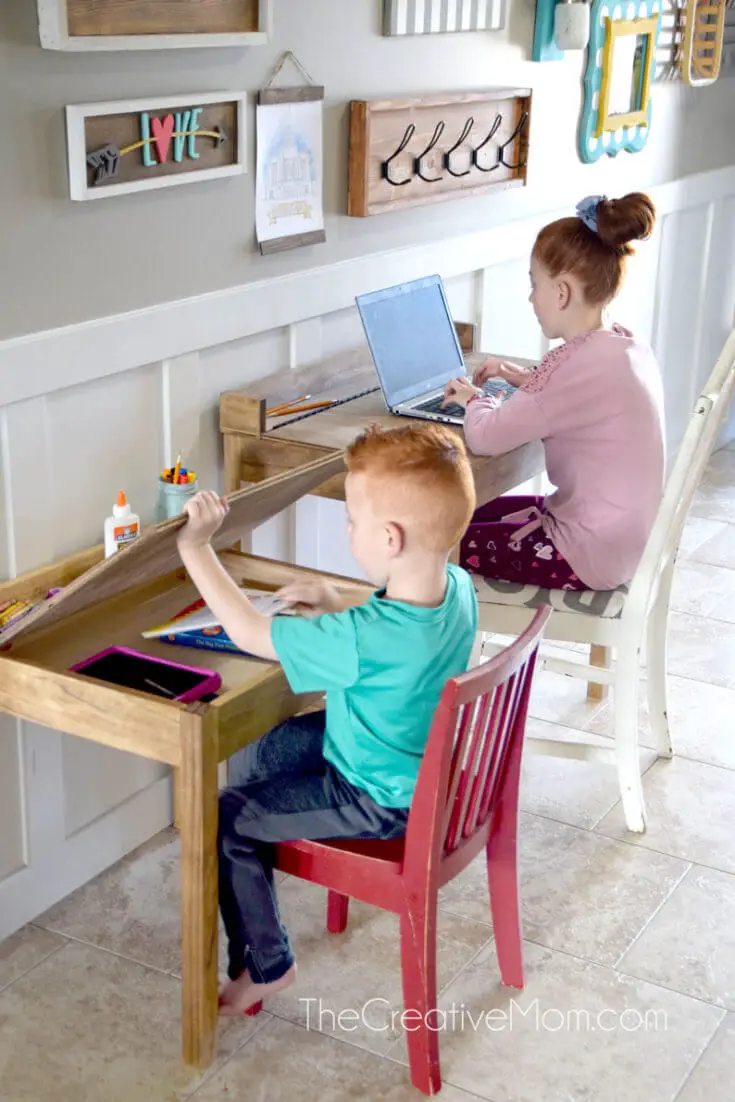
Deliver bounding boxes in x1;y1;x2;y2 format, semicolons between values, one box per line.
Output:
1;162;734;939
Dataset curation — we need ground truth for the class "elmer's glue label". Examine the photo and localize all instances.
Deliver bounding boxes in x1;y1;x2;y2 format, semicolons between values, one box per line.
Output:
104;490;141;558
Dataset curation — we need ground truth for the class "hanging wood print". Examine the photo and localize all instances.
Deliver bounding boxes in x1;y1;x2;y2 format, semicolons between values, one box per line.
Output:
38;0;272;51
255;52;326;254
383;0;506;35
66;92;246;201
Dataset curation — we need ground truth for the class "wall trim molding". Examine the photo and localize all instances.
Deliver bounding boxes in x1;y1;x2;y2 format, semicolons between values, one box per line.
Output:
2;164;735;407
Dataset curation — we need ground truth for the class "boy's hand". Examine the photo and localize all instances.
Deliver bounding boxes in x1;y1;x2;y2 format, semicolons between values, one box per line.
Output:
442;376;482;409
472;357;529;389
177;491;229;551
275;578;343;616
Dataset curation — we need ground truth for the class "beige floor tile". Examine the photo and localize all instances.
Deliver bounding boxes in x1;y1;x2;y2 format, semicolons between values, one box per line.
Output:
388;941;723;1102
587;674;735;771
520;717;656;829
689;478;735;525
687;525;735;570
665;613;735;688
440;814;688;966
259;876;493;1055
0;926;66;993
670;561;735;617
526;667;606;730
596;757;735;874
618;866;735;1010
36;829;184;974
678;518;730;560
193;1016;491;1102
709;590;735;624
0;941;258;1102
676;1013;735;1102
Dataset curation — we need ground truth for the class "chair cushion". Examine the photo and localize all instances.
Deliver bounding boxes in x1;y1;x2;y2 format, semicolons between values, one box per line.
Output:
472;575;628;619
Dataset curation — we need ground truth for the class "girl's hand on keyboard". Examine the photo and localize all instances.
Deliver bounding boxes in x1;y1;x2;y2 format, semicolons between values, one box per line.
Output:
472;357;529;389
442;376;482;409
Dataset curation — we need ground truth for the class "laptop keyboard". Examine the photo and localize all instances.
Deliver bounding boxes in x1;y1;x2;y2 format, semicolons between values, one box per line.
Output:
414;378;515;418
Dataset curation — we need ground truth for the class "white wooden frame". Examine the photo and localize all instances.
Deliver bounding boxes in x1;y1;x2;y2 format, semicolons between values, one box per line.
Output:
38;0;272;51
65;91;247;202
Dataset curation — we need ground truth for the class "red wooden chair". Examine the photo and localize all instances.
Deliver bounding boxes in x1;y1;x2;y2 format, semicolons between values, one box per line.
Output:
249;607;550;1095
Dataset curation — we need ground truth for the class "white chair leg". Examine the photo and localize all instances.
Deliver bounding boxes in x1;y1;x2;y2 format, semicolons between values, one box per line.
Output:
469;632;485;668
613;648;647;834
646;560;675;759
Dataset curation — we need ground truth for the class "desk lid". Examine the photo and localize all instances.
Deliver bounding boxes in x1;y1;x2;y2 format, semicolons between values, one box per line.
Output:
0;451;345;647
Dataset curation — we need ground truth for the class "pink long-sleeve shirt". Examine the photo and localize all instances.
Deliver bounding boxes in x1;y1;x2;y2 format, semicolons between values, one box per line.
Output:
463;326;665;590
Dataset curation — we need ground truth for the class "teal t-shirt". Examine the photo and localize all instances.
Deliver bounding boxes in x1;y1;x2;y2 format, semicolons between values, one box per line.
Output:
271;564;478;808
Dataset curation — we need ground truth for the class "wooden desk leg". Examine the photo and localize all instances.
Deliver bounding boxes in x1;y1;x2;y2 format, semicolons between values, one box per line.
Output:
173;768;182;830
587;645;611;702
179;706;219;1068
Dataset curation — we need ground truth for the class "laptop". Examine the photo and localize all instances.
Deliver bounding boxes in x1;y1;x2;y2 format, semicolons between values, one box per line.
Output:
355;274;516;426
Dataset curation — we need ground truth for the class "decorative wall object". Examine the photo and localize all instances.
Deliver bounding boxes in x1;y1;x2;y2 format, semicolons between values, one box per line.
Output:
578;0;662;163
66;92;246;201
654;0;686;79
38;0;272;51
255;52;326;254
382;0;505;35
532;0;590;59
348;90;531;217
679;0;728;83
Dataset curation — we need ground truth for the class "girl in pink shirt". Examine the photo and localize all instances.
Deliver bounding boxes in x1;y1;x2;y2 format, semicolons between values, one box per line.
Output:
443;192;665;592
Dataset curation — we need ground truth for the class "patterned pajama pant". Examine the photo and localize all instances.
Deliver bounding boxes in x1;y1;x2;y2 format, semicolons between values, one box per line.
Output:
459;496;586;590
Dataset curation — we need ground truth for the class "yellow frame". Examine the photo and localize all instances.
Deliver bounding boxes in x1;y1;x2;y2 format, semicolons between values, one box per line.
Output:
596;16;658;138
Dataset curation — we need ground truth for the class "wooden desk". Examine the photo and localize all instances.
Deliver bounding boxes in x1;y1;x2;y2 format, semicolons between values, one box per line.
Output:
220;348;545;506
0;543;373;1070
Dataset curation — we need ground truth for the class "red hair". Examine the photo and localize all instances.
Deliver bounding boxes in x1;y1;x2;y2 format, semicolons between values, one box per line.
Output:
533;192;656;306
346;423;476;553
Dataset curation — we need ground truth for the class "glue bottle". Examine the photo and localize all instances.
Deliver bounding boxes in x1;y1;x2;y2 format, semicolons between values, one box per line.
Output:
104;490;141;558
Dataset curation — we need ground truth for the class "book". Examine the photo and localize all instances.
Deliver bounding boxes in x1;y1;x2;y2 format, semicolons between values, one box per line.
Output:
143;590;292;656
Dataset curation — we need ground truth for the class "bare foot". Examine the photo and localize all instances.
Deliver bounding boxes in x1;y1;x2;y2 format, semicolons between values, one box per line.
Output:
218;964;297;1016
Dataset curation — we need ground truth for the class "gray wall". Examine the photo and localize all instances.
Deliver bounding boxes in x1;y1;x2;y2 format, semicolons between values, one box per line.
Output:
1;0;734;340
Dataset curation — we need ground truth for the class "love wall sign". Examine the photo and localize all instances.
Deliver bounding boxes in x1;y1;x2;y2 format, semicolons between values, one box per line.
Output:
66;92;247;200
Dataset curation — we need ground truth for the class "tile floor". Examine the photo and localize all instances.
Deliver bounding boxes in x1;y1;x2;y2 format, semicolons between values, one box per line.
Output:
1;446;735;1102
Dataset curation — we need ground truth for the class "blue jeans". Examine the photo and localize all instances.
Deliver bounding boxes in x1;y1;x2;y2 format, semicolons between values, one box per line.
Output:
218;711;410;984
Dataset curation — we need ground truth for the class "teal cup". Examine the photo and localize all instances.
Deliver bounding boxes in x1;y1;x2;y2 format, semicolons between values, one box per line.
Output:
156;478;198;522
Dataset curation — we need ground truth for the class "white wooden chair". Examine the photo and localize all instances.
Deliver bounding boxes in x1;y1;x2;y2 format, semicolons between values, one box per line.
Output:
473;328;735;833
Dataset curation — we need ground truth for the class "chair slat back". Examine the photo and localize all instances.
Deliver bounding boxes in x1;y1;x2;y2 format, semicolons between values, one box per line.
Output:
404;608;550;868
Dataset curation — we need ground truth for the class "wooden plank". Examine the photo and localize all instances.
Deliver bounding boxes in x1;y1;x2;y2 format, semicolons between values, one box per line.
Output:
67;0;258;36
220;550;374;598
0;543;104;601
587;645;611;702
179;704;219;1068
0;452;345;647
219;392;266;437
212;668;321;761
258;87;325;105
259;230;327;255
0;657;182;764
455;321;476;353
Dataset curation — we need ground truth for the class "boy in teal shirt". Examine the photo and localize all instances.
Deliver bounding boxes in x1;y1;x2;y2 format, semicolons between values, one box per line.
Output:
177;423;478;1017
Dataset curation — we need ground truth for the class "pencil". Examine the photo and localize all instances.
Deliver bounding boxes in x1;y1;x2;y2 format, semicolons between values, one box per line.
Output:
172;453;182;484
270;400;333;416
267;394;311;416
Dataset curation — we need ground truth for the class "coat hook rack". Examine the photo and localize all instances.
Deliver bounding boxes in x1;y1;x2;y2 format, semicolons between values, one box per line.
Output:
348;89;532;217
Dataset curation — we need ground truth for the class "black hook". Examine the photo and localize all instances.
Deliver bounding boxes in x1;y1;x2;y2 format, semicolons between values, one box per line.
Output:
498;111;529;171
413;121;446;183
381;123;415;187
443;117;475;178
471;113;502;173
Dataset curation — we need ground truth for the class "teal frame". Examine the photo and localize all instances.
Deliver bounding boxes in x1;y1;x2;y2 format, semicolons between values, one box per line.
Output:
532;0;564;61
578;0;663;164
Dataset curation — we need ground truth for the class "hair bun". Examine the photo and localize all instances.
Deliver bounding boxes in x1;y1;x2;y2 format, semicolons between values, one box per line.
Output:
595;192;656;253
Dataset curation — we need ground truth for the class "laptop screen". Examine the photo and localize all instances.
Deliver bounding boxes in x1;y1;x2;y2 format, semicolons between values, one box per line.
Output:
355;276;466;408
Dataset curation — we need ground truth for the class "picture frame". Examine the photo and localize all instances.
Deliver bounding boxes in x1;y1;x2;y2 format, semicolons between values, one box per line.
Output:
382;0;505;35
65;91;247;201
679;0;728;85
579;0;663;163
37;0;272;52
